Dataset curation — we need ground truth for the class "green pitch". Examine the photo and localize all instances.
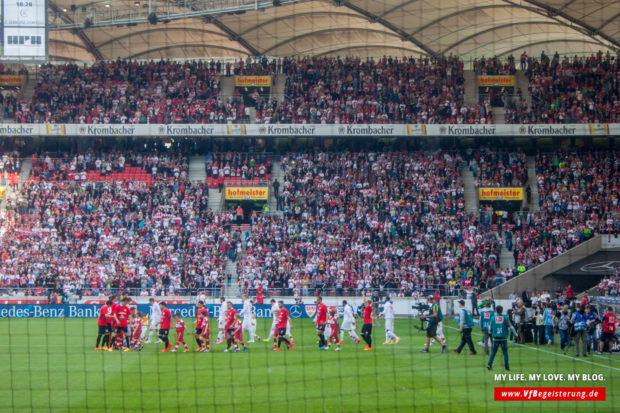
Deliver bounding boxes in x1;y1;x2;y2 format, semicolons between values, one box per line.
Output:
0;318;617;412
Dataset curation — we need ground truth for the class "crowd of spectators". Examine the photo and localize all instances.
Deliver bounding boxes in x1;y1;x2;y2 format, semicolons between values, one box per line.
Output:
205;152;272;187
505;51;619;124
1;147;619;298
468;147;528;188
29;151;188;182
596;275;619;297
472;56;517;76
15;60;252;124
234;151;504;296
255;56;493;124
0;155;239;296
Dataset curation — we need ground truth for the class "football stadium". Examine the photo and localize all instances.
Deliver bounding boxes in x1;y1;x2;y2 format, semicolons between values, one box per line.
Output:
0;0;619;412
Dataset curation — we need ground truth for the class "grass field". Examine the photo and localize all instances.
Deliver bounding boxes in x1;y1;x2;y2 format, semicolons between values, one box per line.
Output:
0;317;617;412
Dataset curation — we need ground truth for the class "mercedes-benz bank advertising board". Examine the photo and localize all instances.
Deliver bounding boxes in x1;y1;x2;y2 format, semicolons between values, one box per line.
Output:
1;0;47;59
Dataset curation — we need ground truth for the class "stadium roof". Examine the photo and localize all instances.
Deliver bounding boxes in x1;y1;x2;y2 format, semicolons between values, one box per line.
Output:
48;0;619;62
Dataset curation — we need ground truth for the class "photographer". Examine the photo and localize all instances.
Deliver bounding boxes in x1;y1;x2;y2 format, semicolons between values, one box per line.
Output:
420;296;447;354
512;298;526;344
584;305;600;355
570;304;588;357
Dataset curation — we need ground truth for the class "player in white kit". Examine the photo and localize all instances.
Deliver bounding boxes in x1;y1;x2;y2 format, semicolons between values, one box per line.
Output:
268;299;278;343
145;298;161;343
241;294;260;343
340;300;360;344
381;298;400;344
216;296;227;344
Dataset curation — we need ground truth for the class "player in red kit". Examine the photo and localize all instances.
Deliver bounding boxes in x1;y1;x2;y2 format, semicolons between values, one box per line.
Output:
114;297;132;351
361;298;374;351
230;313;247;353
159;302;172;352
130;310;144;351
171;314;190;352
224;301;238;352
95;300;118;350
315;296;328;350
273;301;291;351
195;301;208;351
199;312;211;353
599;306;617;354
326;309;341;351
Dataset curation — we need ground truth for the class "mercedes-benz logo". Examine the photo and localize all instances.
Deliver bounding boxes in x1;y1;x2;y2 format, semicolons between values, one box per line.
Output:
289;305;302;318
580;261;620;272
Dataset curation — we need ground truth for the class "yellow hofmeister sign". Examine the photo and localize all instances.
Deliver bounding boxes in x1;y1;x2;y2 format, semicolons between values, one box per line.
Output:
234;76;272;87
477;76;514;87
225;187;269;200
479;187;523;201
0;75;25;87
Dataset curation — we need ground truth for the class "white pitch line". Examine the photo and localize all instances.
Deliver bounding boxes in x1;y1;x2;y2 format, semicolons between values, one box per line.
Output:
445;325;620;373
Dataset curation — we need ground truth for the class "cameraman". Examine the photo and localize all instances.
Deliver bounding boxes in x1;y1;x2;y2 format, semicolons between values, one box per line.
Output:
584;305;600;355
420;296;447;354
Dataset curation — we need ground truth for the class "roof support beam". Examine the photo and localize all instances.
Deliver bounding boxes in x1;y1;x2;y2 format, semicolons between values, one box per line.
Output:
344;2;436;57
598;12;620;31
315;45;426;57
262;28;404;55
514;0;619;48
207;17;261;56
377;0;422;19
48;0;103;60
238;11;365;36
441;21;570;54
96;27;230;50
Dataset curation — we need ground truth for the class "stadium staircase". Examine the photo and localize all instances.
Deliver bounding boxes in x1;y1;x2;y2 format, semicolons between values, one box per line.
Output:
0;157;31;210
208;188;223;211
220;76;235;102
268;158;284;217
492;107;505;124
247;107;256;122
20;75;36;102
515;70;531;106
461;166;478;214
499;246;514;270
463;70;478;105
188;156;206;182
273;74;287;103
526;156;540;212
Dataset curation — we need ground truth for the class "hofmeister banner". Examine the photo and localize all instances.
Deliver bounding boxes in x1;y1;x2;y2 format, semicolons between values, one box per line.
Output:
234;76;272;87
224;187;269;200
479;187;523;201
477;76;514;86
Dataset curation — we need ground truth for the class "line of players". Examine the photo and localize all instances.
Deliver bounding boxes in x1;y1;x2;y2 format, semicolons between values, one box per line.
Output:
94;294;404;352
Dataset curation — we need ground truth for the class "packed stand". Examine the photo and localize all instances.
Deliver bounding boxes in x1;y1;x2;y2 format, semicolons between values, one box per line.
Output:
255;56;493;124
472;56;517;76
205;152;272;188
505;51;619;124
596;275;619;297
235;151;503;296
15;60;251;124
0;153;238;296
0;151;21;189
468;148;528;188
29;152;188;183
505;150;620;269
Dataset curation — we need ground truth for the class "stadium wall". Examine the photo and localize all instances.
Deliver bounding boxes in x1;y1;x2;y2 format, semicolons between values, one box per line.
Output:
0;297;460;318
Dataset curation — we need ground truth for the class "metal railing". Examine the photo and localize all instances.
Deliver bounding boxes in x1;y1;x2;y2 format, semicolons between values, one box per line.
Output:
0;284;484;300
